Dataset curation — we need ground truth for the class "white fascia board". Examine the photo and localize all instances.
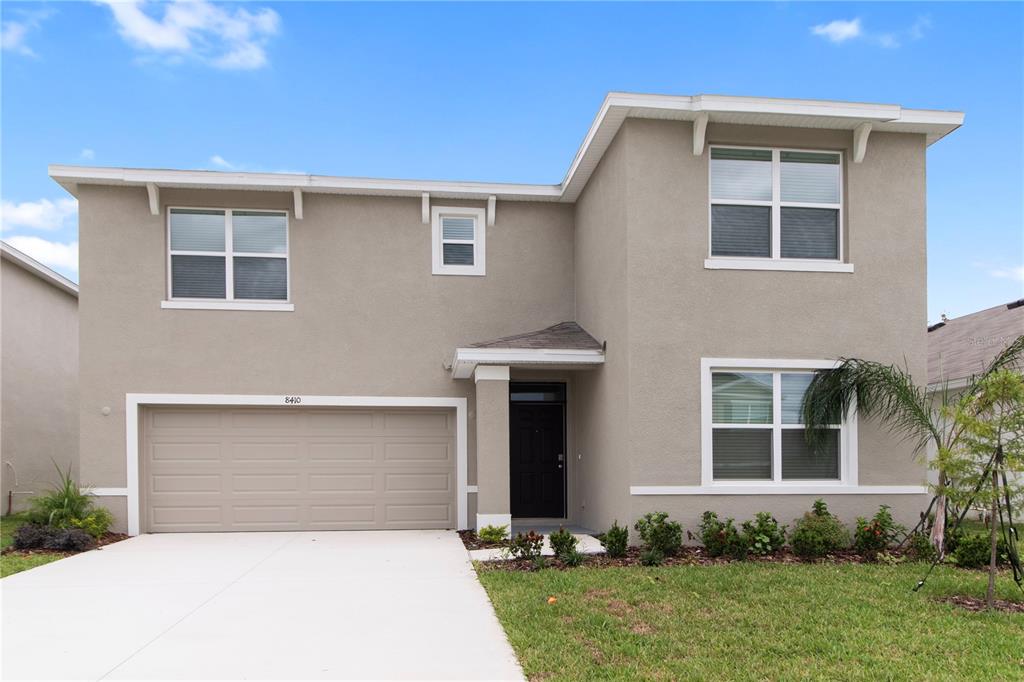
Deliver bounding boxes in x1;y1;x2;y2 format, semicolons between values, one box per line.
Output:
451;347;604;379
630;485;928;496
0;240;79;297
48;165;562;202
48;95;963;205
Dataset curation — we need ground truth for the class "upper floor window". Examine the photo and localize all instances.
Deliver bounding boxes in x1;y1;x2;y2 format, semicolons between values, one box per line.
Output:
432;206;486;276
703;360;854;486
168;208;289;304
709;147;843;264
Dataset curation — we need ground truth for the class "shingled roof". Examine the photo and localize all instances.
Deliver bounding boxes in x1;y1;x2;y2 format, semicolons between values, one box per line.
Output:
471;322;602;351
928;299;1024;387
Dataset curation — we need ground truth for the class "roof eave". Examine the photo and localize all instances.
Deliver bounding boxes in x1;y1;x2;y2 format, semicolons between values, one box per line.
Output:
449;347;605;380
0;241;79;297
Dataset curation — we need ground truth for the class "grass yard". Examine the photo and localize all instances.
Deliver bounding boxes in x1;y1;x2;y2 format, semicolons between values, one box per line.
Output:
0;513;68;578
477;562;1024;681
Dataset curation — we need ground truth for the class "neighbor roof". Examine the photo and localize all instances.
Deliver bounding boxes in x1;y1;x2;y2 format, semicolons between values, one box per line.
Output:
470;321;602;351
49;92;963;204
927;300;1024;388
0;241;79;297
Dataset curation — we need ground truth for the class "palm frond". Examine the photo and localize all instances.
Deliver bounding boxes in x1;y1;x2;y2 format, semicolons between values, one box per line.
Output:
803;358;940;455
965;334;1024;394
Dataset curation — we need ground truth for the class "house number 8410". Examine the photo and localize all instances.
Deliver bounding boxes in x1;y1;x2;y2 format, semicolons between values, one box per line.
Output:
284;396;302;404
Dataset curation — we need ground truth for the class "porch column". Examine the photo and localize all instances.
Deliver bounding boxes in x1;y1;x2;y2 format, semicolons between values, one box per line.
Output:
474;365;510;532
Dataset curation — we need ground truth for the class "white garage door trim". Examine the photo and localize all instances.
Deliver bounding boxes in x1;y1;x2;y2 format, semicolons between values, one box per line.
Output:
124;393;468;536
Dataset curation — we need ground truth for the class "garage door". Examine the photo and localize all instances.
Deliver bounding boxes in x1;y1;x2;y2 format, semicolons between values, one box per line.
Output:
142;406;456;532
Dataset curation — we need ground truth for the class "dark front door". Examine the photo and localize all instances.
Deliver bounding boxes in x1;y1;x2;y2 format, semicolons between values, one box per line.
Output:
510;402;565;518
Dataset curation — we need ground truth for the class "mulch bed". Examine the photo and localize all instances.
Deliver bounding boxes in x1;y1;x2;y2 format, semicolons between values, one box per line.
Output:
474;545;925;572
458;529;508;551
1;531;129;558
935;595;1024;614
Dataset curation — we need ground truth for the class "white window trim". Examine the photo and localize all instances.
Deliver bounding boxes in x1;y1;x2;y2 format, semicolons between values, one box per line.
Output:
700;358;859;489
431;206;486;276
706;146;847;271
166;207;292;309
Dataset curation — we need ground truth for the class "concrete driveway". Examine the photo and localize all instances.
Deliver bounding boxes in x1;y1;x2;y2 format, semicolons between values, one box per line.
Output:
2;531;523;680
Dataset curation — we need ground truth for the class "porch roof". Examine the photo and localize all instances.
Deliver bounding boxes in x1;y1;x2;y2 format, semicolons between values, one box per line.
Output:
450;321;605;379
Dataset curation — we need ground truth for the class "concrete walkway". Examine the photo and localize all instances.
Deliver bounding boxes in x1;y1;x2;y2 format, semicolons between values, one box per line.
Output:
2;531;524;680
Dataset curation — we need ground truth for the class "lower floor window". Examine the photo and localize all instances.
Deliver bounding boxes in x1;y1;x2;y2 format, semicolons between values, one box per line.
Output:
710;368;842;482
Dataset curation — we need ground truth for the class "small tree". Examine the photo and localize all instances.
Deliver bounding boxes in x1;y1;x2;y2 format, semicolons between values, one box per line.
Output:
940;370;1024;608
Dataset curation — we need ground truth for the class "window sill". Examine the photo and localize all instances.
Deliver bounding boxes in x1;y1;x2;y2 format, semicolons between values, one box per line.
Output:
161;300;294;311
431;269;486;277
704;258;854;273
630;485;927;495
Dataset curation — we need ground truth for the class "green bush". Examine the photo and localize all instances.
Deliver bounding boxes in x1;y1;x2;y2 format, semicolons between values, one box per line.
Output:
698;511;741;558
69;508;114;539
951;532;1009;569
906;532;937;562
790;499;849;559
854;505;905;560
506;531;544;561
548;527;579;560
561;549;585;567
639;548;665;566
27;462;95;528
635;511;683;556
741;512;787;556
478;524;508;544
599;520;629;558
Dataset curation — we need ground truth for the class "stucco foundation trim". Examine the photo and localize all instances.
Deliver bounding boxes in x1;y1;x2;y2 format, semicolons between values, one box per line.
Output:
630;485;928;495
125;393;468;536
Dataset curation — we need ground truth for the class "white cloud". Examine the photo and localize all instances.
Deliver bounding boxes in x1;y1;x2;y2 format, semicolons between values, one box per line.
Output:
80;148;96;160
99;0;280;70
811;15;931;49
990;265;1024;282
811;18;862;44
1;198;78;232
4;236;79;273
209;154;235;169
1;8;53;56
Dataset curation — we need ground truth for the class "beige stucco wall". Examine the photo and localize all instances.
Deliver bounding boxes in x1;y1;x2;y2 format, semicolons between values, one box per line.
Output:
1;260;79;512
573;128;633;532
475;375;510;517
77;186;574;530
620;119;929;531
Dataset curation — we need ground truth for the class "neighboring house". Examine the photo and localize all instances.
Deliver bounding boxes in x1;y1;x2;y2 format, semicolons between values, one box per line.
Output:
926;299;1024;488
928;299;1024;391
49;93;963;536
1;241;79;514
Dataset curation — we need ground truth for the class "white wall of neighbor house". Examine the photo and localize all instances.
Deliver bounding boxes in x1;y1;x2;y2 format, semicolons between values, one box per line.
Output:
1;259;79;512
77;186;575;532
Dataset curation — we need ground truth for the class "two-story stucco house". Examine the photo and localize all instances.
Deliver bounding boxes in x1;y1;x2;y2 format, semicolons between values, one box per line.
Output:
50;93;963;536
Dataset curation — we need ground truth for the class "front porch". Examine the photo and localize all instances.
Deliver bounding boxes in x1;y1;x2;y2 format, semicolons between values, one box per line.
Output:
449;322;605;532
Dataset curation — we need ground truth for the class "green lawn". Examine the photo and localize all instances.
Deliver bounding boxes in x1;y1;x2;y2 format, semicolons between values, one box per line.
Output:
477;562;1024;681
1;513;68;578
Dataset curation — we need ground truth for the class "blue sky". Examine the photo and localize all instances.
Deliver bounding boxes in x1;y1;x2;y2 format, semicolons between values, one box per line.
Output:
2;1;1021;323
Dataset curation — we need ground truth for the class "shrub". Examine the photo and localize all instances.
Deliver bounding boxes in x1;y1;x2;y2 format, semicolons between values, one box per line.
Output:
599;521;629;558
12;523;55;550
506;531;544;561
906;532;937;562
27;462;95;528
854;505;905;560
698;511;744;559
530;555;547;571
639;548;665;566
12;524;94;552
951;533;1005;569
790;499;849;559
635;511;683;556
478;524;508;545
43;528;95;552
548;527;579;560
69;508;114;539
561;549;585;567
741;512;787;556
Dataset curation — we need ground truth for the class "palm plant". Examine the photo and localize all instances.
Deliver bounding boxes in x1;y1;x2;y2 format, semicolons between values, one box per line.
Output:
801;334;1024;554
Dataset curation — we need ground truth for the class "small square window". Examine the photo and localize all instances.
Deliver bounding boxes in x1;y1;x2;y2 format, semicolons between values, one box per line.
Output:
432;207;486;276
